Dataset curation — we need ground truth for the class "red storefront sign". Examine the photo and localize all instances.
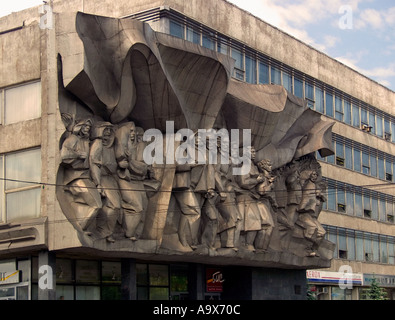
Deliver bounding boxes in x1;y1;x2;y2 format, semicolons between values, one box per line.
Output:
206;268;224;292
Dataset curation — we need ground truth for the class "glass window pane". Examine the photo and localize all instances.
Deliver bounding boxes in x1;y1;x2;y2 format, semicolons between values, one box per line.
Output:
337;188;346;213
335;96;343;121
170;20;184;39
370;155;377;177
217;38;228;55
355;193;363;217
271;66;281;85
149;265;169;286
186;27;200;44
344;100;351;125
326;92;334;117
354;149;361;172
258;61;269;84
231;48;243;70
102;286;121;300
369;112;376;135
362;151;370;175
305;83;314;108
372;235;380;262
379;199;387;223
356;232;364;260
202;33;215;50
102;261;121;284
56;285;74;300
380;236;388;263
6;187;41;221
361;108;368;125
75;260;100;284
328;186;336;211
376;115;383;138
388;242;395;264
336;141;344;158
75;286;100;300
137;264;148;286
170;265;188;293
371;196;378;220
245;55;256;84
392;123;395;143
378;157;385;180
347;231;355;260
294;78;303;98
346;190;354;215
352;104;360;128
328;231;338;258
345;145;352;170
315;87;324;113
56;259;73;283
150;287;169;300
282;72;292;92
5;148;41;190
4;81;41;124
386;201;393;222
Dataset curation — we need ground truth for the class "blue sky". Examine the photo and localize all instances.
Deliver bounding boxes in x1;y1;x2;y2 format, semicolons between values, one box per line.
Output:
1;0;394;91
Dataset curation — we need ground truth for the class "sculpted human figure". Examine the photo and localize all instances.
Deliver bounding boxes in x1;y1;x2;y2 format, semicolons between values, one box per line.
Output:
60;119;102;234
296;170;326;257
115;122;149;241
173;133;213;250
90;122;122;243
200;134;240;250
234;146;264;252
254;159;276;252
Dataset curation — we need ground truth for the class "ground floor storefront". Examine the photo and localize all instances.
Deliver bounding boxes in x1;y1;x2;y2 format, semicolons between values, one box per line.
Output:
0;250;308;300
307;270;395;300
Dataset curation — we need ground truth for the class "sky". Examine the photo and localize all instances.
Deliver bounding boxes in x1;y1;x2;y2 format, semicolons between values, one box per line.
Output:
1;0;394;92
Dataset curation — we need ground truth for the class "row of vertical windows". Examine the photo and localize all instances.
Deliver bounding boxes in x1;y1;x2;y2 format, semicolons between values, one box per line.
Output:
168;18;395;143
324;225;395;264
322;178;395;224
318;134;395;182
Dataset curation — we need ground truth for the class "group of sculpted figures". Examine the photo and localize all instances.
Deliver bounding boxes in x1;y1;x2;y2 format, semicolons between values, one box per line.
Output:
60;117;327;257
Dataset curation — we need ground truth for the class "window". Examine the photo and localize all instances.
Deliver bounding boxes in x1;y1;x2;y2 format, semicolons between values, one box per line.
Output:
315;87;324;113
305;83;314;108
137;264;169;300
344;100;351;125
385;158;392;181
231;48;244;80
376;115;383;138
202;33;215;50
355;193;363;217
294;77;303;98
170;20;184;39
2;149;41;222
362;151;370;175
369;112;376;135
361;108;368;127
186;27;200;44
370;154;377;177
335;141;344;167
325;92;334;117
384;118;391;140
270;66;281;85
345;145;353;170
353;149;361;172
245;54;256;84
346;190;354;215
378;157;385;180
337;188;346;213
352;104;360;128
258;61;269;84
282;71;292;92
217;38;228;55
335;96;343;121
338;230;347;259
3;81;41;125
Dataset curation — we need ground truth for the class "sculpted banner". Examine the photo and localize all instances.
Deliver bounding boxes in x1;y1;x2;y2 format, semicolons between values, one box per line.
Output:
56;12;335;268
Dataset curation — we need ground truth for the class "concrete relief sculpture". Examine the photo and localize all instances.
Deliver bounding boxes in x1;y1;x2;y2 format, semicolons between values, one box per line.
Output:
56;12;336;268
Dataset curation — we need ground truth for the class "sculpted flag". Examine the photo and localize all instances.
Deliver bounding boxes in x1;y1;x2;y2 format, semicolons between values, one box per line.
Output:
56;12;335;269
